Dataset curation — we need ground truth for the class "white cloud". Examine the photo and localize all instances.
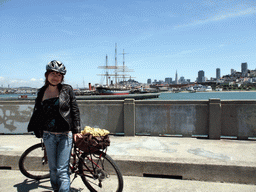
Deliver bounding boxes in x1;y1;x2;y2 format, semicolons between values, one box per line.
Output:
175;5;256;29
0;77;44;88
212;7;256;21
11;79;27;84
30;78;37;82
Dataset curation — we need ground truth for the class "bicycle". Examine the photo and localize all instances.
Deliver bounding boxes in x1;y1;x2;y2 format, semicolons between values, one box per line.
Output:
18;139;124;192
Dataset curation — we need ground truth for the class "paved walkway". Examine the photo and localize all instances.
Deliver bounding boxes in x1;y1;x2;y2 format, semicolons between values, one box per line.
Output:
0;135;256;188
1;170;256;192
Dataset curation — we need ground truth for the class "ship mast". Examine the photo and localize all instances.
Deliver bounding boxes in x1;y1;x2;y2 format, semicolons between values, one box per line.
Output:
120;49;134;83
106;54;109;86
115;43;118;87
122;49;126;82
97;43;134;87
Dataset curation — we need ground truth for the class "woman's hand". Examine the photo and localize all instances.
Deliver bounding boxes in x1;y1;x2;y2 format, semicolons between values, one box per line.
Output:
73;133;83;143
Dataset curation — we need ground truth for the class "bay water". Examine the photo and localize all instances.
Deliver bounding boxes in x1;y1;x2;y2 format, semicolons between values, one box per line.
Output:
1;91;256;100
152;91;256;100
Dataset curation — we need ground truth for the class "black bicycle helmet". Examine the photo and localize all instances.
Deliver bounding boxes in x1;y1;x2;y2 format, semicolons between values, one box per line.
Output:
46;60;66;75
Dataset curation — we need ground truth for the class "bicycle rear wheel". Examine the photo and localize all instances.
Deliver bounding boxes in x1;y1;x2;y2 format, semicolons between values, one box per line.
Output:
19;143;50;180
79;151;123;192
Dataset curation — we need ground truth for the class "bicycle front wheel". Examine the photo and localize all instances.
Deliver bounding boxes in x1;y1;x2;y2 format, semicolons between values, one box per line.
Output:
19;143;50;180
79;151;123;192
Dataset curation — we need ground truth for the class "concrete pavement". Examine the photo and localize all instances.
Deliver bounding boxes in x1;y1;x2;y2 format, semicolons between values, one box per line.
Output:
1;170;256;192
0;135;256;190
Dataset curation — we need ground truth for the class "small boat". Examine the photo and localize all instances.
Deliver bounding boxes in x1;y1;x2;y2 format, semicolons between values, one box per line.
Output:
205;86;213;92
215;88;223;91
173;90;180;93
18;95;28;99
196;86;213;92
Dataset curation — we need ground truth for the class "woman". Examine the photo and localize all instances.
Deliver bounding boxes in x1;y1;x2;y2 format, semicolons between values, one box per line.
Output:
28;60;81;192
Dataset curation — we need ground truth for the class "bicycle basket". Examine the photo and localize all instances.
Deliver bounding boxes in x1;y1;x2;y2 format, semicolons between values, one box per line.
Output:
75;133;110;153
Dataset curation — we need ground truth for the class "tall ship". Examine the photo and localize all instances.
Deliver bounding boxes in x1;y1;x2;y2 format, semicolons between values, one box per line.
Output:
92;44;160;99
97;43;135;88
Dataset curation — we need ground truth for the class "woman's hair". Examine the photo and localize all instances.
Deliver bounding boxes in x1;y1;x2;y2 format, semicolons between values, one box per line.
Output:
44;70;64;86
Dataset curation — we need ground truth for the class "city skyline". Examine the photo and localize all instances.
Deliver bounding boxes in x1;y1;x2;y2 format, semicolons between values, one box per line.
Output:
1;0;255;88
148;62;252;85
0;62;254;88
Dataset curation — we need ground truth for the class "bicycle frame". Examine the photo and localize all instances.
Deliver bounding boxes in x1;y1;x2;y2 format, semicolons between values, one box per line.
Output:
39;139;106;181
19;138;123;191
73;144;106;179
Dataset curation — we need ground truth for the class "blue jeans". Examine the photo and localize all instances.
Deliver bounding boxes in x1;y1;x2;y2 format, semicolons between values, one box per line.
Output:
43;131;73;192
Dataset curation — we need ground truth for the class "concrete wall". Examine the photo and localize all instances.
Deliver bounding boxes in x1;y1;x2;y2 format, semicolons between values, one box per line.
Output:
0;99;256;139
78;100;124;134
221;100;256;140
0;101;34;134
135;100;208;137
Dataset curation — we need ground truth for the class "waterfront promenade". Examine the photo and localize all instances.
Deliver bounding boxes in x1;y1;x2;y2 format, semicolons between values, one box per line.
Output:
0;135;256;191
1;170;256;192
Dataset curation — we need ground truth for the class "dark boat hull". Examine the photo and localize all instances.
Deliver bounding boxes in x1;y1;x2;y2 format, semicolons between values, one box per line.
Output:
76;93;160;100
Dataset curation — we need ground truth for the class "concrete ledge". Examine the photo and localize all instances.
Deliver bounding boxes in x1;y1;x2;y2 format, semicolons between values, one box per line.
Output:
1;135;256;186
115;158;256;185
1;154;256;185
0;155;20;170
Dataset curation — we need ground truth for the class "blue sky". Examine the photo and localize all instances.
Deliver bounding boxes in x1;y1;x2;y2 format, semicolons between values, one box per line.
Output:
1;0;255;88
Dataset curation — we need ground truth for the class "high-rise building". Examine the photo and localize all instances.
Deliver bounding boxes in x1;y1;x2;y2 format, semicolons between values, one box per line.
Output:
198;70;205;83
241;62;248;77
216;68;220;79
231;69;236;75
175;70;178;84
165;77;172;84
179;76;185;84
147;79;152;84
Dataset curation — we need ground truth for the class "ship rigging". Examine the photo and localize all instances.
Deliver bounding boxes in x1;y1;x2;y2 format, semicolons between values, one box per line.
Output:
97;43;134;88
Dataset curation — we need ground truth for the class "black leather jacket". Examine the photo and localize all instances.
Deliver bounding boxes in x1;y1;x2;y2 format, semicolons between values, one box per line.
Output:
28;84;81;137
